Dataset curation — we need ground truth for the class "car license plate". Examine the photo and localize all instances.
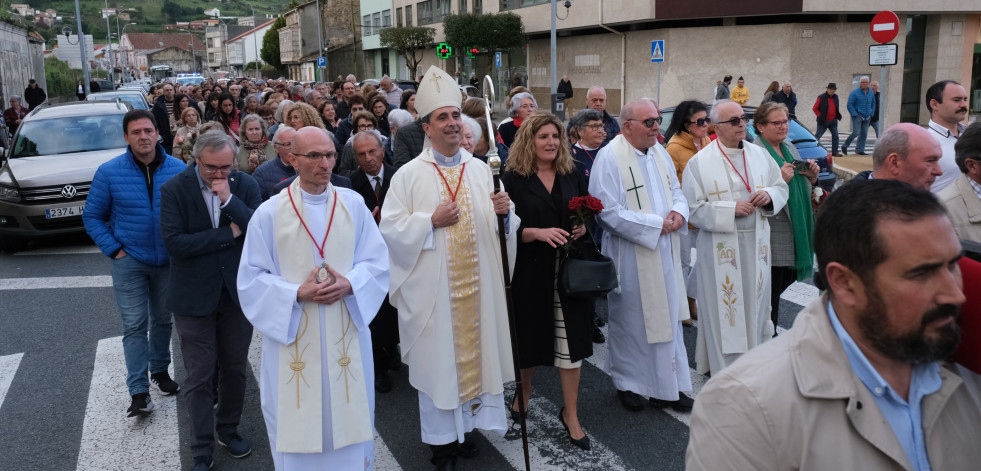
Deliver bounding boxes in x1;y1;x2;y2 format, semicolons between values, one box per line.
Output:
45;205;84;219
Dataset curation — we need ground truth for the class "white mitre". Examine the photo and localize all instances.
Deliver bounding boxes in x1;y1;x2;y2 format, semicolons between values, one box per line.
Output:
415;65;462;117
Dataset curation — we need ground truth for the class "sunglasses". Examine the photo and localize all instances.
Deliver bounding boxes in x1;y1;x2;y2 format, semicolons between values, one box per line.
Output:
717;115;751;126
687;118;711;127
627;117;662;128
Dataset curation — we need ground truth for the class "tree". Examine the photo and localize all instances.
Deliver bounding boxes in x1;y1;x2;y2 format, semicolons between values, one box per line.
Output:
443;12;524;52
380;26;436;81
261;16;286;68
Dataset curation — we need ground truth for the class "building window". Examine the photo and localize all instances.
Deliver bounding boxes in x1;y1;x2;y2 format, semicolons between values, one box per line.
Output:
500;0;545;10
460;0;467;14
436;0;451;21
372;12;381;35
474;0;482;13
382;9;391;28
363;14;371;36
406;5;413;26
397;7;403;27
417;1;433;25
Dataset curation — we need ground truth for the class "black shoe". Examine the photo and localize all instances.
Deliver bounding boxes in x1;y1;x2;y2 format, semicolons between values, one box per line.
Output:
190;456;213;471
840;145;848;155
434;455;457;471
856;151;868;155
650;394;695;412
509;394;528;423
375;370;393;393
218;432;252;458
832;152;842;157
558;407;590;451
150;371;181;395
617;390;644;412
592;325;606;344
127;392;154;417
454;438;479;458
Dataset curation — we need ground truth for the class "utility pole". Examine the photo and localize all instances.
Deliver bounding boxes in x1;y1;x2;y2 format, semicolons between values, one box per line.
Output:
104;0;115;86
243;0;259;79
75;0;91;96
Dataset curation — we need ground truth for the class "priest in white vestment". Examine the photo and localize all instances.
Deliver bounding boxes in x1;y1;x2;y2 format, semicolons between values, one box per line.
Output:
378;65;518;470
238;127;390;470
682;100;789;376
589;99;694;413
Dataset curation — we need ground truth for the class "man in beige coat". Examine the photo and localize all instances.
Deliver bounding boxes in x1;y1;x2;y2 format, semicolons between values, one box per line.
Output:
687;179;981;470
936;121;981;244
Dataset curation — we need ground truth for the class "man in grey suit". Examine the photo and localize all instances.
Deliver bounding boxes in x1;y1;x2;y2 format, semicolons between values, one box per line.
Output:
159;132;262;471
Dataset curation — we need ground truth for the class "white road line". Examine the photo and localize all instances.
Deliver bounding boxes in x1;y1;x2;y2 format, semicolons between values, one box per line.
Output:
780;281;820;308
0;276;113;290
13;246;102;256
0;353;25;409
76;336;180;471
374;430;403;471
481;386;631;471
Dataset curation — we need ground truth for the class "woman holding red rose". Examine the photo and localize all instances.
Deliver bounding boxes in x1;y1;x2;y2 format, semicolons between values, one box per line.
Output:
502;111;594;451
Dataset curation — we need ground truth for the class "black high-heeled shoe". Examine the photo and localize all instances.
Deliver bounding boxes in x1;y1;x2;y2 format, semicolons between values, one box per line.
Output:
558;407;591;451
509;394;527;422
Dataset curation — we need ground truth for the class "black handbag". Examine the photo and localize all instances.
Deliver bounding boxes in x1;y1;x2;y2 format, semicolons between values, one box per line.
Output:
558;249;618;298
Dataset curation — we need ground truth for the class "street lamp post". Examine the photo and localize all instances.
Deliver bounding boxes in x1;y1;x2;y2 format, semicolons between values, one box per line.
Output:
74;0;91;96
104;0;115;86
120;22;136;79
242;0;259;79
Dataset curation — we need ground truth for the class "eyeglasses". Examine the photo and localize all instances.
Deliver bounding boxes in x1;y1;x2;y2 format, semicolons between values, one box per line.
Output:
687;118;711;127
627;117;662;128
765;119;790;127
357;124;375;130
584;124;606;131
274;142;291;148
293;151;337;161
717;115;751;126
200;163;233;175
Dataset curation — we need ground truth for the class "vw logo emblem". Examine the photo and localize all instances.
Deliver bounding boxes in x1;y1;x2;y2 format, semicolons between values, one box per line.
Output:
61;185;78;199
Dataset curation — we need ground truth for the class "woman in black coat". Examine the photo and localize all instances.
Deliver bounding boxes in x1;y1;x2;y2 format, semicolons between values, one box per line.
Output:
501;111;593;451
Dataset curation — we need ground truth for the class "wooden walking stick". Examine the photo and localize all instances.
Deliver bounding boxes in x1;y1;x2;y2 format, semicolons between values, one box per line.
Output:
483;74;531;471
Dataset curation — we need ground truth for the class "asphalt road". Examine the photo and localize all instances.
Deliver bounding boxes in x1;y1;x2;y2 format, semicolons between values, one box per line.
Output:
0;233;816;471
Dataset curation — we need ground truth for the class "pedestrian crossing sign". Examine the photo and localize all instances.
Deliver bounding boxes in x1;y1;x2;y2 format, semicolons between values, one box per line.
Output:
651;40;665;63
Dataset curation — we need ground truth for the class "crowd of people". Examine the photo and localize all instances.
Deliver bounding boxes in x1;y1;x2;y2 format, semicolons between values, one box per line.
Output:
79;66;981;471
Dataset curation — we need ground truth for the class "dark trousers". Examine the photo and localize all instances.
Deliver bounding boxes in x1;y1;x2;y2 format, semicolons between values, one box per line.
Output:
173;287;253;458
770;266;797;331
370;295;399;372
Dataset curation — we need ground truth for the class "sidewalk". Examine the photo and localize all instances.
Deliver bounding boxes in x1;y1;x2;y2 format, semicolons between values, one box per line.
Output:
818;132;877;182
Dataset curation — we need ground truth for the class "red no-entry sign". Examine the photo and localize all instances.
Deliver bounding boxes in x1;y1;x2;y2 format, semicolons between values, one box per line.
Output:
870;11;900;44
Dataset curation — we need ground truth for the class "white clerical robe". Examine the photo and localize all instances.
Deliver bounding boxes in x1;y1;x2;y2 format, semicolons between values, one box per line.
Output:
682;141;789;376
589;142;693;400
379;148;518;445
237;186;390;470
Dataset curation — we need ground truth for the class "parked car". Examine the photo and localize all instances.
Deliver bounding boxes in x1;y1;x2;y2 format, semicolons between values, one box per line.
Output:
658;104;836;193
175;74;205;86
86;91;151;110
91;78;114;91
460;85;482;99
0;101;133;250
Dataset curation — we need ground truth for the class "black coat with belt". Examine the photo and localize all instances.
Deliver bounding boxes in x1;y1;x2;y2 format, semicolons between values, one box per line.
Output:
350;164;400;349
160;163;262;316
502;169;593;368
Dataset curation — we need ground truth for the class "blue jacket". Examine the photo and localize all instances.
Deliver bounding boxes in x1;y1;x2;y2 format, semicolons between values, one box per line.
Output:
83;144;186;266
846;87;876;118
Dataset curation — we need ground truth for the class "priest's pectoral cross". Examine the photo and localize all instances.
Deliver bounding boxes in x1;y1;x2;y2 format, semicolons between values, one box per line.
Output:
430;73;442;92
625;167;644;209
708;180;729;201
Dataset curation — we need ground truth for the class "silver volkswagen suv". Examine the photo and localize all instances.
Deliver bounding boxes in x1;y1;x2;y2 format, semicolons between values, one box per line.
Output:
0;101;131;249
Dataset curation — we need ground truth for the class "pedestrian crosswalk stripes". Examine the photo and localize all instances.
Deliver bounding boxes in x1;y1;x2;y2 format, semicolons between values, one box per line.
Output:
0;353;24;410
0;275;113;290
76;337;181;471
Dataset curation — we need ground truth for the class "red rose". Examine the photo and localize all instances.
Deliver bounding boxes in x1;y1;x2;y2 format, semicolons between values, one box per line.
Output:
584;195;603;212
568;196;585;212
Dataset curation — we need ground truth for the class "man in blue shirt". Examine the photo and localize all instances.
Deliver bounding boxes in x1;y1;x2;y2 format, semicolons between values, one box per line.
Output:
842;76;876;155
687;179;981;470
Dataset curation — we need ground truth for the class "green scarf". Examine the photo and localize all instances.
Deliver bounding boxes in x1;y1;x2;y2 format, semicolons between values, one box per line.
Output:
761;139;814;281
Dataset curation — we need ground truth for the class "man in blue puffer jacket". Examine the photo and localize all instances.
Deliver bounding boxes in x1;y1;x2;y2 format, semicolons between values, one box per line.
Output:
84;109;187;417
842;76;876;156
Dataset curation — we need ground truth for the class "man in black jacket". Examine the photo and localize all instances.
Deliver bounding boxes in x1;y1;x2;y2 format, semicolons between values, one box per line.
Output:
812;82;842;157
771;83;798;119
24;79;46;110
151;83;177;155
159;131;262;471
349;131;400;393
